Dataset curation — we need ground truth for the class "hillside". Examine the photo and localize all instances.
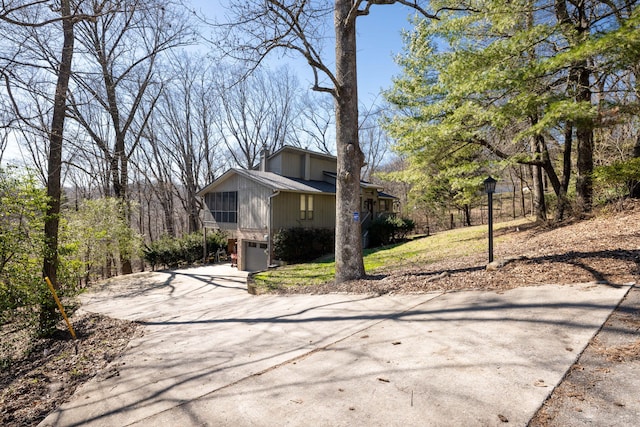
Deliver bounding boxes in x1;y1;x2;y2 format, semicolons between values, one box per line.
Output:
273;201;639;295
1;201;639;426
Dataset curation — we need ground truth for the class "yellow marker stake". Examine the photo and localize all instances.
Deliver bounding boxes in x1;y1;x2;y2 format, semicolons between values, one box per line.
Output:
44;277;77;340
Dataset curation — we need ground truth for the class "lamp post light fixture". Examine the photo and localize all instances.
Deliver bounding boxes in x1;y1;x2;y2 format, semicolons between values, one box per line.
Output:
484;176;497;263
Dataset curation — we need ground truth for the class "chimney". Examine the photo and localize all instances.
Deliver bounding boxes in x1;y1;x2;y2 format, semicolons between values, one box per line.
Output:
304;153;311;180
259;145;270;172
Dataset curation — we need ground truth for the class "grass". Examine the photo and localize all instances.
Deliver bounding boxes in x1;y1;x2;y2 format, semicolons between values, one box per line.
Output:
252;217;532;291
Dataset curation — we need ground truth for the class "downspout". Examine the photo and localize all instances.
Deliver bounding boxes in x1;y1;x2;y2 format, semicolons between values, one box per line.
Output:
267;190;281;267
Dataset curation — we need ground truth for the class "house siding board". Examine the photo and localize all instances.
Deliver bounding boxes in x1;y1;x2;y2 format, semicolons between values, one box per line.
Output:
267;155;282;175
212;174;239;192
239;178;271;230
309;157;337;180
268;150;337;181
272;192;335;230
280;152;303;178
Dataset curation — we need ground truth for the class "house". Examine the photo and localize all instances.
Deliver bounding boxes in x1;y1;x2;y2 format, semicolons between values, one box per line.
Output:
196;146;397;271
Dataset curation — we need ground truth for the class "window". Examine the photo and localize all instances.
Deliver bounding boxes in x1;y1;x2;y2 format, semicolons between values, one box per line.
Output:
380;199;388;211
300;194;314;220
205;191;237;223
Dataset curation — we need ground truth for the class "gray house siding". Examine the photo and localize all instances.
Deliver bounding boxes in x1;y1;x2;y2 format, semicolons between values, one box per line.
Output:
266;149;337;181
309;157;336;180
202;174;271;232
197;146;398;272
238;177;271;230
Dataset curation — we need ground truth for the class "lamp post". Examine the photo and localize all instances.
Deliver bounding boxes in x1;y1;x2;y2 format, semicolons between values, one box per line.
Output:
484;176;497;263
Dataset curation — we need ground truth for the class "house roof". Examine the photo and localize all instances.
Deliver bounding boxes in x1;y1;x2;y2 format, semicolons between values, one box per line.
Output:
378;191;398;199
269;145;337;162
238;170;336;194
323;171;383;190
196;168;337;196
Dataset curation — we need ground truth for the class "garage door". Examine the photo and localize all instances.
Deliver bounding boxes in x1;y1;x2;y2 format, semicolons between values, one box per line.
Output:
244;241;268;272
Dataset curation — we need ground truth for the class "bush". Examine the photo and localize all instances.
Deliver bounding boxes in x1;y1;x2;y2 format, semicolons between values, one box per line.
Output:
0;167;49;326
62;197;141;284
142;230;227;270
367;215;415;247
273;228;334;263
594;157;640;204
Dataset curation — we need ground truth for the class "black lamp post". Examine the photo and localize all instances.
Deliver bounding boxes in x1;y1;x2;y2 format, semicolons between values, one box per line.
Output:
484;176;497;263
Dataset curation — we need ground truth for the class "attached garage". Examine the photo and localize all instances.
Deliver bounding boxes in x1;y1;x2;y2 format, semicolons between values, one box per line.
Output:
243;241;268;272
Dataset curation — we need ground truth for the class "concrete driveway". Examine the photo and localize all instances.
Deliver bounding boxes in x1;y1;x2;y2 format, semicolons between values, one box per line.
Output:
41;264;632;426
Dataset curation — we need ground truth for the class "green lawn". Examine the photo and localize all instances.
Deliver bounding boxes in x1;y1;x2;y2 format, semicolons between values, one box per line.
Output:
252;217;531;291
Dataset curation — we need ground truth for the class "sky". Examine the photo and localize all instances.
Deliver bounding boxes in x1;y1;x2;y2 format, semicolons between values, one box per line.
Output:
193;0;416;106
1;2;417;164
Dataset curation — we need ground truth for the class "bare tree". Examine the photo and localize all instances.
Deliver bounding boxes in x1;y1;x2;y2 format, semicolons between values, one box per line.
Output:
213;64;304;169
134;125;179;237
153;53;225;233
66;0;193;273
298;91;335;154
219;0;436;283
69;0;191;200
359;102;390;182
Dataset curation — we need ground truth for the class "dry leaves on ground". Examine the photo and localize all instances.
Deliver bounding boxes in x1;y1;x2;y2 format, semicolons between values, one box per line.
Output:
1;201;639;426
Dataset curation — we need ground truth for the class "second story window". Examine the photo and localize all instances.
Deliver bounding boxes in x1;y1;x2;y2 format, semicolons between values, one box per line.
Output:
205;191;237;223
300;194;314;220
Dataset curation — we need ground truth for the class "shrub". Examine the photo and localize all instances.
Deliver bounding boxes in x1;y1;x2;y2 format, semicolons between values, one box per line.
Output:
142;230;226;270
594;157;640;204
62;197;141;283
0;167;48;326
273;228;334;263
367;215;415;247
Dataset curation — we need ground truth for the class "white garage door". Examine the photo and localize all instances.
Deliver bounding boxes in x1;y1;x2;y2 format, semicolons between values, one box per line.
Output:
244;241;268;272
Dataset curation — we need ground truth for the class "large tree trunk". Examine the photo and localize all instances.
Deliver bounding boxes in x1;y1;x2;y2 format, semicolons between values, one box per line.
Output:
575;72;593;213
334;0;365;283
532;162;546;222
530;123;547;221
562;121;573;192
41;0;74;335
629;134;640;198
573;4;594;213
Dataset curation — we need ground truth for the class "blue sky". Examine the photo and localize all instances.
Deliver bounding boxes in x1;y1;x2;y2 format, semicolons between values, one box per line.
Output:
192;1;417;106
1;2;417;163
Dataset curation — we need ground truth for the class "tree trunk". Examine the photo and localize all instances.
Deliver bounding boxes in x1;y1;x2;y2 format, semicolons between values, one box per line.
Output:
334;0;365;283
532;162;546;221
463;204;471;226
41;0;74;335
530;129;547;221
575;91;593;212
629;134;640;198
573;3;593;213
562;122;573;193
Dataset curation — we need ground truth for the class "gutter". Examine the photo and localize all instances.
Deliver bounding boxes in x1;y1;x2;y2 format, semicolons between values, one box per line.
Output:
267;190;281;267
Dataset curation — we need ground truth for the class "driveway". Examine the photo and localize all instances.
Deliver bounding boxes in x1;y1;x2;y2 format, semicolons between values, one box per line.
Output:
41;264;632;426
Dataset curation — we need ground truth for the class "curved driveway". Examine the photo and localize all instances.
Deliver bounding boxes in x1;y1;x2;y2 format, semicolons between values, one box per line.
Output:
41;264;631;426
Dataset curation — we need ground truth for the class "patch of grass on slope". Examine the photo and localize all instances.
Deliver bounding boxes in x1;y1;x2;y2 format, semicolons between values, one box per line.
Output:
253;218;530;291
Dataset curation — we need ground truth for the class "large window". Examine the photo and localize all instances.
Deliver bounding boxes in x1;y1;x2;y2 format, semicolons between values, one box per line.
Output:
300;194;314;220
206;191;237;223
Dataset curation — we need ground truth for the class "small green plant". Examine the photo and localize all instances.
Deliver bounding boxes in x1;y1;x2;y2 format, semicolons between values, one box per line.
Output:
142;231;227;270
367;215;415;247
272;228;334;263
594;157;640;204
